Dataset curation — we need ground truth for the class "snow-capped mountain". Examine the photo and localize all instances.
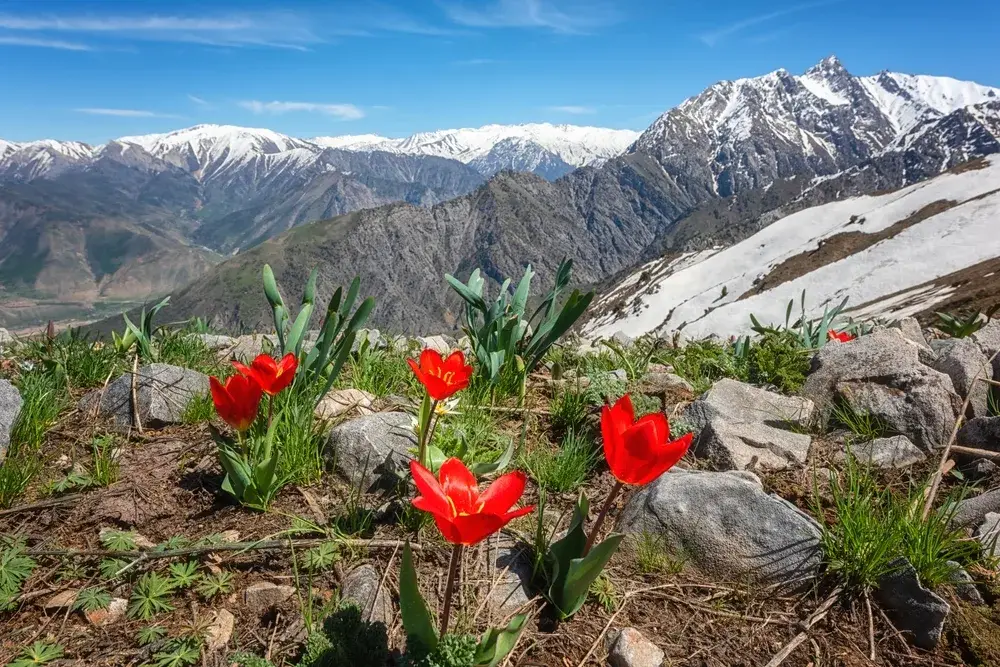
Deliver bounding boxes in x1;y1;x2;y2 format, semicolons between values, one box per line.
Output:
633;56;1000;198
313;123;639;171
584;156;1000;340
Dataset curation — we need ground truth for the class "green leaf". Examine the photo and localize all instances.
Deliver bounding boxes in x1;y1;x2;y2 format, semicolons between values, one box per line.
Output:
470;435;515;476
399;542;437;651
474;614;528;667
426;444;449;473
446;272;488;312
557;533;624;618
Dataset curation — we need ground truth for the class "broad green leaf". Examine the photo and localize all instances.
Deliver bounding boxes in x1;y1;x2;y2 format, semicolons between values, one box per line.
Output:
557;533;624;618
474;614;528;667
399;542;437;651
470;436;515;477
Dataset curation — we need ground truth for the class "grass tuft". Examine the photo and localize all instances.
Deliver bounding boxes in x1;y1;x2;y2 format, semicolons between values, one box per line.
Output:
521;429;598;492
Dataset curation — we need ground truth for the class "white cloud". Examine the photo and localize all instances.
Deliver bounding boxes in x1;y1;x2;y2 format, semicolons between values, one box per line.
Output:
0;35;93;50
547;105;596;114
239;100;364;120
441;0;618;34
187;94;211;107
75;108;182;118
699;0;843;47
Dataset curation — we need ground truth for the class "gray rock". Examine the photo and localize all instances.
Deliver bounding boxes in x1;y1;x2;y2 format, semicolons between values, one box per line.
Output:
416;335;456;355
946;561;984;605
686;380;815;471
638;372;695;396
975;512;1000;557
483;542;533;619
875;559;950;650
972;319;1000;367
0;379;22;463
952;488;1000;530
932;338;991;418
839;435;926;469
958;417;1000;453
802;329;962;450
341;564;393;627
687;379;815;429
609;369;629;383
227;334;279;361
696;419;812;471
611;331;634;347
78;364;208;431
324;412;415;490
971;459;1000;479
243;582;296;613
351;328;384;353
314;389;376;421
607;628;664;667
616;469;822;588
890;317;932;352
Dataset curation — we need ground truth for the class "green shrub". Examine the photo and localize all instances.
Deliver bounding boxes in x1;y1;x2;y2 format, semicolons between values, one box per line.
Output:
654;340;742;394
402;633;478;667
738;330;811;393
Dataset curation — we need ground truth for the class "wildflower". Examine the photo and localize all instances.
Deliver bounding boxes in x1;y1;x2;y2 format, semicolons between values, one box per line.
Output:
233;353;298;396
601;394;692;487
210;374;263;432
407;349;473;401
827;329;855;343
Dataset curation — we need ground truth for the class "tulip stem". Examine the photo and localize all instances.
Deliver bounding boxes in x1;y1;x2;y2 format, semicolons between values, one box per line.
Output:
267;395;274;430
417;397;439;466
440;543;463;638
584;481;624;556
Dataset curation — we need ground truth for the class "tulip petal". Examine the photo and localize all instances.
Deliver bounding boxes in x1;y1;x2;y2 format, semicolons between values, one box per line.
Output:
251;354;279;375
410;460;452;517
501;505;536;523
440;458;479;515
627;433;693;486
448;512;506;546
478;471;526;515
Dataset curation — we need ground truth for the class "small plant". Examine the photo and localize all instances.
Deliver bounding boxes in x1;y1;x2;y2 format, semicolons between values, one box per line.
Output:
114;296;170;361
297;603;390;667
589;572;619;613
157;328;221;375
137;624;169;646
73;586;112;612
150;637;202;667
403;633;479;667
128;571;176;619
168;561;201;589
89;433;120;488
521;430;597;493
196;571;234;600
936;309;996;338
350;340;417;397
584;371;627;406
155;535;192;552
100;530;138;552
447;258;594;396
734;329;811;393
0;538;36;611
599;337;659;381
750;289;859;350
831;401;892;443
550;386;589;433
7;641;63;667
635;531;683;575
99;558;130;581
303;541;340;572
181;392;215;424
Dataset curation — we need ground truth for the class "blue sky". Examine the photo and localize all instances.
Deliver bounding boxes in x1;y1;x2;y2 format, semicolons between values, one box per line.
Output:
1;0;998;144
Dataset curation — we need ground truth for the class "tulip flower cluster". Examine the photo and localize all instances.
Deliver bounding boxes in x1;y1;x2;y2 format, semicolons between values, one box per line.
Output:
401;347;694;655
827;329;856;343
209;352;298;510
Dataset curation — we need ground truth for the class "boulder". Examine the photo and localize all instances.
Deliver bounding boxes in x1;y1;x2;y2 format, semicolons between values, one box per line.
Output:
837;435;926;469
802;329;962;450
607;628;664;667
611;331;633;347
958;417;1000;453
975;512;1000;557
616;469;822;588
951;488;1000;530
972;319;1000;369
228;334;279;361
78;364;208;431
314;389;376;421
341;564;393;627
0;379;22;463
638;372;695;397
931;338;991;418
890;317;931;352
686;379;815;471
875;559;950;650
324;412;415;490
416;335;456;355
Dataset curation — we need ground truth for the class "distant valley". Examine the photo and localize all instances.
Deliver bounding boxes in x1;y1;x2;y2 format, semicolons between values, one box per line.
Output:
2;56;999;334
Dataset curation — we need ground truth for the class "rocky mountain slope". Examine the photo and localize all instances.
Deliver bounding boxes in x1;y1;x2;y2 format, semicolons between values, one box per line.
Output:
583;156;1000;340
153;57;1000;335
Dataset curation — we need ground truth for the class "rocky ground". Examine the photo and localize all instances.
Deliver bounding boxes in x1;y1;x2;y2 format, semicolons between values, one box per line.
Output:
3;320;1000;666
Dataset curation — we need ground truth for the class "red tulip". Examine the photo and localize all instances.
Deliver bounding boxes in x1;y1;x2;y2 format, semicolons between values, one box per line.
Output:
210;374;263;432
601;394;692;486
410;458;534;546
827;329;855;343
408;349;473;401
233;353;298;396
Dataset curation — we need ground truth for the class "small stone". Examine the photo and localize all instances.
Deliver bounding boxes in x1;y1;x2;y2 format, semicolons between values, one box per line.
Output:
85;597;127;627
609;369;628;382
839;435;926;469
193;334;237;351
946;561;984;605
646;363;675;374
875;558;950;650
78;363;209;431
220;530;241;543
607;628;664;667
638;372;695;397
958;417;1000;453
931;338;991;418
890;317;932;352
975;512;1000;557
484;542;532;619
341;564;393;627
0;379;22;463
611;331;633;347
416;335;455;355
315;389;376;421
43;589;79;610
205;609;235;652
953;488;1000;529
243;582;296;612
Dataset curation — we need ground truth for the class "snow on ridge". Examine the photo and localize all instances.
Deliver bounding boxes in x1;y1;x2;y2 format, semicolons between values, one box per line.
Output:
585;156;1000;340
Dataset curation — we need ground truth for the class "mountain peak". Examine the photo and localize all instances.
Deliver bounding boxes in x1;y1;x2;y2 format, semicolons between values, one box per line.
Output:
805;54;851;81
